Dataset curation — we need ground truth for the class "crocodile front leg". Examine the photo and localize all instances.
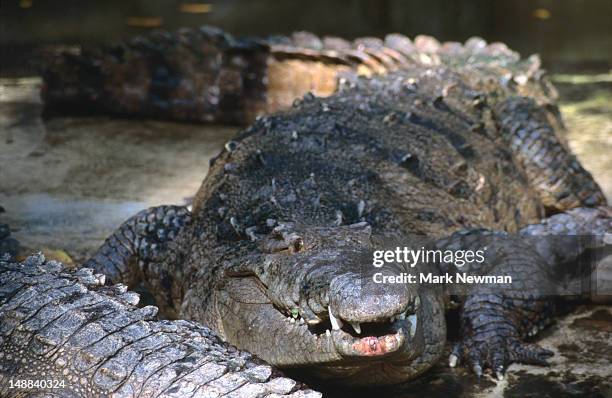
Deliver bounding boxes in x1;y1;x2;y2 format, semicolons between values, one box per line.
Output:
436;207;611;379
84;205;191;316
0;255;321;398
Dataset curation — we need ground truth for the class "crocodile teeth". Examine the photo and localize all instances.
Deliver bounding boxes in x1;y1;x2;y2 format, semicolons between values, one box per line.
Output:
351;322;361;334
449;354;459;368
408;314;417;337
329;307;343;330
398;312;406;321
325;329;331;337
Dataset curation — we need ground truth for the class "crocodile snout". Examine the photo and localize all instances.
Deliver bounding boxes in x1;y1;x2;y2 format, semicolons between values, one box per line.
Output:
328;267;417;324
325;265;421;358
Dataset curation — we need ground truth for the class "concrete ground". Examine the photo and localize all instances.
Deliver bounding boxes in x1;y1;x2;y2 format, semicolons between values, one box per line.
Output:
0;76;610;397
0;77;235;261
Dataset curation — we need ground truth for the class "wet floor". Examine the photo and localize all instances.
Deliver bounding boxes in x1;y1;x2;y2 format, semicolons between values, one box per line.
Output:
0;76;610;397
402;306;612;397
554;74;612;202
1;77;235;260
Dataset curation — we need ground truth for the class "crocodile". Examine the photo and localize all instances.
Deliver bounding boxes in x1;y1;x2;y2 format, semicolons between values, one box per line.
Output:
0;254;321;398
6;28;610;392
62;40;612;381
40;26;557;125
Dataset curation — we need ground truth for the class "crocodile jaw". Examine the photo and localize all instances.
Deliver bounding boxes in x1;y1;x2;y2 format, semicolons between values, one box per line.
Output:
215;277;443;386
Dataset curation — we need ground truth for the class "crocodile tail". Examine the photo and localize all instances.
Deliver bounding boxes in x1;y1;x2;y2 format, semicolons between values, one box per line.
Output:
39;46;104;114
41;26;270;124
495;97;606;212
238;31;546;116
0;254;321;398
40;26;556;124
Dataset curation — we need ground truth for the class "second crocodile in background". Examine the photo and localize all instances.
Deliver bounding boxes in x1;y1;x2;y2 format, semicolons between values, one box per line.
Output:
41;26;558;125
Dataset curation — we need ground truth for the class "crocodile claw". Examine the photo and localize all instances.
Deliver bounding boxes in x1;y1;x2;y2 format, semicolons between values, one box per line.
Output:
451;336;554;379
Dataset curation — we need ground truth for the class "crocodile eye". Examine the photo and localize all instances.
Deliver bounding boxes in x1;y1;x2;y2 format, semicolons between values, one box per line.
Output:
259;227;303;253
278;232;303;253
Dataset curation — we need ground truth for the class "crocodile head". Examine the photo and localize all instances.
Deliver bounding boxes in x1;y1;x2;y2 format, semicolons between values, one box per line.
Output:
212;222;447;386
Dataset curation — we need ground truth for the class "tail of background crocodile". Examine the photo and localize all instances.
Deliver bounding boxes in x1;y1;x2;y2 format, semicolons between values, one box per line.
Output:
0;254;320;398
41;26;269;124
41;25;556;124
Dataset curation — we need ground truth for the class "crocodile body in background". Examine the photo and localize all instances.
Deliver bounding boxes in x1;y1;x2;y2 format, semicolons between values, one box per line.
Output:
3;29;610;395
41;26;557;125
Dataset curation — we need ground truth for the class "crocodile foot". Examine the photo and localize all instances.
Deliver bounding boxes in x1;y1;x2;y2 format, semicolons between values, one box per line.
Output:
449;332;554;380
449;294;554;380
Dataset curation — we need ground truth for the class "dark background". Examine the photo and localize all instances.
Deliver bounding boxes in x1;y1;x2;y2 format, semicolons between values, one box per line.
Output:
1;0;611;76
